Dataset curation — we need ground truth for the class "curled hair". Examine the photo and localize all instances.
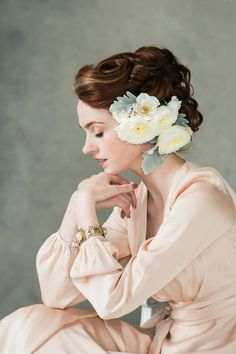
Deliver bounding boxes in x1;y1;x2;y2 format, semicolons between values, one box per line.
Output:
73;46;203;132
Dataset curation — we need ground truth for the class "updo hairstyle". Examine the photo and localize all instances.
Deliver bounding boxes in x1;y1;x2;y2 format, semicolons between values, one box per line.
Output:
73;46;203;132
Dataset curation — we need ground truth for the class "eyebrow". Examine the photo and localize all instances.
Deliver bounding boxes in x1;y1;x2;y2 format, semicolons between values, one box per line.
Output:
78;121;106;129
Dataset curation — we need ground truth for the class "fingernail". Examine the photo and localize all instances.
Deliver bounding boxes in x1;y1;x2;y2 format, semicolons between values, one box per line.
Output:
133;183;138;189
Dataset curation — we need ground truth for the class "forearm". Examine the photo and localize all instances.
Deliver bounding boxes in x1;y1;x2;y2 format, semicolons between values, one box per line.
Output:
59;191;100;244
59;191;78;243
74;193;99;229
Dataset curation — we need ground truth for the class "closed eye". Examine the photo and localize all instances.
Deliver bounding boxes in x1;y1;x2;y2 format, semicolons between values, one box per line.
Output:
95;132;103;138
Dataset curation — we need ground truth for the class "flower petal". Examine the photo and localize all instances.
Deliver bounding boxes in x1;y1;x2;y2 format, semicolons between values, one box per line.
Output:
115;116;159;144
167;96;182;111
154;106;178;131
158;125;193;155
134;93;160;118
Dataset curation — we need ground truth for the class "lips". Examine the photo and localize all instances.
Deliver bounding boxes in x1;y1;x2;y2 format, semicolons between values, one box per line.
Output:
95;159;107;167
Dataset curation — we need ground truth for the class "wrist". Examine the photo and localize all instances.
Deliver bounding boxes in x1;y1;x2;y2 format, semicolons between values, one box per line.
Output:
72;224;107;247
74;193;99;229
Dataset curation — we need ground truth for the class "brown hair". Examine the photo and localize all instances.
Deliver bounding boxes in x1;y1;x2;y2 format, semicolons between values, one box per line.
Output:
73;46;203;132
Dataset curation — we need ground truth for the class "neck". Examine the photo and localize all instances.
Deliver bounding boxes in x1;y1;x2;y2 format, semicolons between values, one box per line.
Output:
132;153;186;208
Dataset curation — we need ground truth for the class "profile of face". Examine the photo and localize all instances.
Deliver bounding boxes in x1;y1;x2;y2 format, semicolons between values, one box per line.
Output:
77;100;151;175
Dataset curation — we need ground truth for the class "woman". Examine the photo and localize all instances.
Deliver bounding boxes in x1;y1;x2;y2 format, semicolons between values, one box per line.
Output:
0;46;236;354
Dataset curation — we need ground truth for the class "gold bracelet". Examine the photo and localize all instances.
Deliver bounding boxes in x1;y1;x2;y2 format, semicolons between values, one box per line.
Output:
85;225;107;239
71;225;107;248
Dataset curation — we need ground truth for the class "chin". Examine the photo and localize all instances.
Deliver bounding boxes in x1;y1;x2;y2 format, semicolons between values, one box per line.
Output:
103;165;126;175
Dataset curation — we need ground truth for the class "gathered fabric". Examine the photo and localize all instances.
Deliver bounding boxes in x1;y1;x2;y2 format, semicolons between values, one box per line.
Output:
0;160;236;354
141;283;236;353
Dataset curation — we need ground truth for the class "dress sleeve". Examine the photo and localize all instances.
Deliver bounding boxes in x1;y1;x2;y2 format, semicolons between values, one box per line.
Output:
36;231;85;309
70;180;236;319
36;206;130;309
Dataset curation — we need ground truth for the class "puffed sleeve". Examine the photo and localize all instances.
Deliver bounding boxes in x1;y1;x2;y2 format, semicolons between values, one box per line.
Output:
36;231;85;309
70;180;236;319
36;206;130;309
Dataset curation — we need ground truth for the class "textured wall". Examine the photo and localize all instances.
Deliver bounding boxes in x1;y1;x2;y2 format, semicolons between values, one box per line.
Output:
0;0;235;325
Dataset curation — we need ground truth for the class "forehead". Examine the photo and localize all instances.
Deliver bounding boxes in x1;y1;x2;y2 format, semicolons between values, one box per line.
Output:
77;99;117;128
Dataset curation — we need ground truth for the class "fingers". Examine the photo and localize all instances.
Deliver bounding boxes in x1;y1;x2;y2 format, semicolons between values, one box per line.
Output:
95;192;135;219
109;175;131;186
121;192;137;217
118;192;140;219
80;172;138;211
109;175;138;208
110;183;138;199
127;189;137;209
117;194;132;218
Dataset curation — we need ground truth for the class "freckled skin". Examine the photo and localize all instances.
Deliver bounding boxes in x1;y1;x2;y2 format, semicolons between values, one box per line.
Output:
77;99;152;176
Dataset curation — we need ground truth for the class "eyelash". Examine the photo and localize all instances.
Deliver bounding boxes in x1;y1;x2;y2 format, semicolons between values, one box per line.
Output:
94;132;103;138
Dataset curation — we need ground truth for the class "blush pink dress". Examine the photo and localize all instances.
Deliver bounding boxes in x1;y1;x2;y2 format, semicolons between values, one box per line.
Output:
1;161;236;354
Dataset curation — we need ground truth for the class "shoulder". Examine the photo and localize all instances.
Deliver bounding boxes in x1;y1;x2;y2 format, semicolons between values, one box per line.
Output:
170;162;236;228
174;162;235;203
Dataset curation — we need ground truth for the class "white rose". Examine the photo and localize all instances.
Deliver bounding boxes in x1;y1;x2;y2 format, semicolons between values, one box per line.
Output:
133;93;160;119
158;125;193;155
115;116;159;144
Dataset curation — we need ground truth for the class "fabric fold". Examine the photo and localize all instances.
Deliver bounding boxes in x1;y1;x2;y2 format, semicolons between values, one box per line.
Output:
10;160;234;353
70;168;235;319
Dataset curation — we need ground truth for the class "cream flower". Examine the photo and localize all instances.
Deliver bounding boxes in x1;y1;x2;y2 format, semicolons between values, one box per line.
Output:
115;116;159;144
109;92;193;175
133;93;160;119
167;96;182;111
154;105;178;132
157;125;193;155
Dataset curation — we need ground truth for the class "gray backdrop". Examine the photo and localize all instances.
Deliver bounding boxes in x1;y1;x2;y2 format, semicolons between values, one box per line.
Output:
0;0;235;325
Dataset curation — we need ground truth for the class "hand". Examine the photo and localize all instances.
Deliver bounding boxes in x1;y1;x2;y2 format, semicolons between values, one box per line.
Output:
77;173;138;218
96;190;136;219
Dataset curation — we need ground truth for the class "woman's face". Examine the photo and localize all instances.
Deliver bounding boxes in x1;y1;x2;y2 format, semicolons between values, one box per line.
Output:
77;99;149;175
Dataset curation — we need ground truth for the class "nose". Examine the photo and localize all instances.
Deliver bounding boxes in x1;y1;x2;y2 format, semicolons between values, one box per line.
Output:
82;137;98;155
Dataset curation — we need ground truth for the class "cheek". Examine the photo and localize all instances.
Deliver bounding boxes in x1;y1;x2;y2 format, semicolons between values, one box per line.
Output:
111;140;130;158
105;132;126;154
113;143;140;163
105;131;142;161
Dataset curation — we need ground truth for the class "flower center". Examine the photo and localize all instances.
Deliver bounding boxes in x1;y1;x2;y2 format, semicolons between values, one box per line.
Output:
140;104;151;115
135;123;147;135
160;118;168;127
168;137;182;148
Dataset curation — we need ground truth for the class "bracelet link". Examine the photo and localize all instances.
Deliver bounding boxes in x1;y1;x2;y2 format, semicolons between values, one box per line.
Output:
85;225;107;239
71;225;107;248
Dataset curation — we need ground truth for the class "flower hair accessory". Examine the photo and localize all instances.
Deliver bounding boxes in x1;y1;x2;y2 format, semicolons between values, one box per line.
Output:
109;91;193;175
